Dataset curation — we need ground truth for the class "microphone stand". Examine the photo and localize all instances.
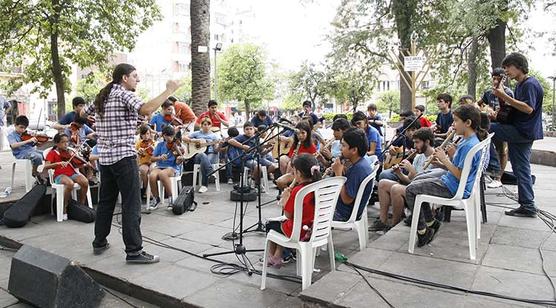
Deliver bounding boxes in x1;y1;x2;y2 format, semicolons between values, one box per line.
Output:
379;113;423;161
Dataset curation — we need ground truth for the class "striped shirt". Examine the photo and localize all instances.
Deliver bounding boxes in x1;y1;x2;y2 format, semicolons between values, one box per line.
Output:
85;84;144;165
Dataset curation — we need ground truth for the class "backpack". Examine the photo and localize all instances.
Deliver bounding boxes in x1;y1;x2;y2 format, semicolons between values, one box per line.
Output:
172;186;197;215
67;199;96;223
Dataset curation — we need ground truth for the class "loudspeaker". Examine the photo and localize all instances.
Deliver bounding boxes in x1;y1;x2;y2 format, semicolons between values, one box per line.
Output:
9;245;104;308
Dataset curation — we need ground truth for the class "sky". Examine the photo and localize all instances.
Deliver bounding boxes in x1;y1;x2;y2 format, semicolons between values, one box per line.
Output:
239;0;556;78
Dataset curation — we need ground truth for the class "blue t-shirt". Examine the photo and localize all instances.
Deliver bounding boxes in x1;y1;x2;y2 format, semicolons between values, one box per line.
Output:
365;126;382;161
228;134;256;166
441;134;481;198
153;141;180;171
481;87;514;110
250;116;273;128
298;112;318;125
7;131;36;159
368;114;384;136
59;111;77;125
335;157;373;221
435;111;454;134
150;113;172;132
64;124;94;144
91;145;99;155
512;76;544;140
188;130;220;153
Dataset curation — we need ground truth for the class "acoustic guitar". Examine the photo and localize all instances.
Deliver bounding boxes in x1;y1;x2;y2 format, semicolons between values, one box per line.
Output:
495;75;512;124
182;140;222;160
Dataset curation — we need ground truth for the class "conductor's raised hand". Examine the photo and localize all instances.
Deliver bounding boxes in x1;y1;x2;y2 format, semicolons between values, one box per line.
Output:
166;80;183;93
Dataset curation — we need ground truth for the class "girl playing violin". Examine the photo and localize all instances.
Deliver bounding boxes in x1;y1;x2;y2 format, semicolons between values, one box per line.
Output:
43;133;89;220
148;125;185;209
136;124;155;199
64;116;96;148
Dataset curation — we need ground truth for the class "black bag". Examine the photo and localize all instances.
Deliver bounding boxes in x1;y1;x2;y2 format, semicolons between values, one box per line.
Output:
501;171;536;185
67;199;96;223
2;184;46;228
230;186;257;202
172;186;197;215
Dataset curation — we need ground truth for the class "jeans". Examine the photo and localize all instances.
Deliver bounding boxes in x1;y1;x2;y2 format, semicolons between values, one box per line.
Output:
489;123;536;211
486;143;501;175
378;168;401;182
194;153;217;186
93;156;143;255
19;150;43;166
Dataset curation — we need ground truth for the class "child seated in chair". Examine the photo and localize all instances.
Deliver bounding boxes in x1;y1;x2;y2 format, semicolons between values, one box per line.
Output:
43;133;89;221
405;104;486;247
148;125;185;209
8;115;46;183
136;124;155;200
265;154;321;268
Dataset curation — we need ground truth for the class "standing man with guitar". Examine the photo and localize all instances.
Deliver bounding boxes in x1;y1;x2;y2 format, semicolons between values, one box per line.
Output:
477;68;514;188
86;63;182;263
490;53;544;218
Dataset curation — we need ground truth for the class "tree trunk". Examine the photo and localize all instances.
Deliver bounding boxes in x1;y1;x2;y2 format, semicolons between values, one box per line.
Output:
190;0;211;116
467;36;479;99
392;0;416;114
244;100;251;117
486;18;506;69
50;0;65;119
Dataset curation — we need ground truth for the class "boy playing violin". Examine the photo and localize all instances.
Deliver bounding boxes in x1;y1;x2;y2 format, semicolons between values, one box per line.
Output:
8;115;46;183
149;100;175;133
64;116;96;148
136;124;155;199
43;133;90;220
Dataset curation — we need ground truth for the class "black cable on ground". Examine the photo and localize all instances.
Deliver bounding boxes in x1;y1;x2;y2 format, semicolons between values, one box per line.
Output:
348;263;395;308
101;286;139;308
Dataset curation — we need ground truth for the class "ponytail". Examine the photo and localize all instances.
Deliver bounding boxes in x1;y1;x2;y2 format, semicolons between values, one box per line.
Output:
94;63;137;117
292;154;321;183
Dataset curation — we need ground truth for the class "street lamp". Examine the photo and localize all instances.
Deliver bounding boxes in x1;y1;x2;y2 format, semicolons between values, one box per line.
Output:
213;42;223;100
549;76;556;131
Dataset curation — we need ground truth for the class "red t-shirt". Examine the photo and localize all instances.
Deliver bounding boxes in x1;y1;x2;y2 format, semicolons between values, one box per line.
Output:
196;111;227;128
45;149;76;178
281;183;315;239
287;143;317;158
419;117;432;128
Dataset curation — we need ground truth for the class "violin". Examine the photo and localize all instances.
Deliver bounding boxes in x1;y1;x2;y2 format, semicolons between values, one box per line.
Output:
139;139;155;156
22;131;50;145
59;147;90;169
164;114;184;127
69;122;80;145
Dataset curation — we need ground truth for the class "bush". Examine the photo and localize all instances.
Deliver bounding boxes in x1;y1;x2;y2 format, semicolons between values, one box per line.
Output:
322;112;353;122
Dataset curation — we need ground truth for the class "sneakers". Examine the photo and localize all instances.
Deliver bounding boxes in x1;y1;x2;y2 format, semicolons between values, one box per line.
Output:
198;186;208;193
369;219;391;232
63;214;68;221
487;179;503;188
227;178;234;185
505;206;537;218
93;243;110;255
126;251;160;264
148;197;160;210
417;227;434;247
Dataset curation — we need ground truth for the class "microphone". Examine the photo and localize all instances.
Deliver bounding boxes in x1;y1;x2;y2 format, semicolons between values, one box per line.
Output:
278;117;294;125
274;122;299;133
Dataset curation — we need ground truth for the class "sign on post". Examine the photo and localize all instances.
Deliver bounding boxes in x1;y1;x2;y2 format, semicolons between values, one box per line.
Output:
404;56;426;72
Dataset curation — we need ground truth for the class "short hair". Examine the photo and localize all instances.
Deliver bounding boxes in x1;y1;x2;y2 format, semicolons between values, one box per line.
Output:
72;96;86;108
257;125;267;132
138;124;150;135
302;100;311;108
74;116;88;125
167;96;178;103
403;116;421;130
459;95;475;105
15;115;29;127
243;121;254;129
400;110;415;118
162;125;175;136
351;111;368;126
53;133;68;144
415;105;425;113
200;116;212;126
342;128;368;157
367;103;377;111
162;100;173;109
491;67;505;77
332;118;351;131
502;52;529;74
333;114;348;121
412;127;434;146
257;110;267;117
436;93;453;107
208;100;218;107
227;127;239;137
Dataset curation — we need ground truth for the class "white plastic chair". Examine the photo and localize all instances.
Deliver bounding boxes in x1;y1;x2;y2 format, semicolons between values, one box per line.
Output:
261;176;346;291
11;159;34;192
193;163;220;191
408;133;493;260
243;166;269;194
47;169;93;222
146;171;181;207
331;166;378;251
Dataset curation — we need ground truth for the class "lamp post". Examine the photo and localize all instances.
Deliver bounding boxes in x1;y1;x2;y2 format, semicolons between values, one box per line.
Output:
213;42;222;100
549;76;556;131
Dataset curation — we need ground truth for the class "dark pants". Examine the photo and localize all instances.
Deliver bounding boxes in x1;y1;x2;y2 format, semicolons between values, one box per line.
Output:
93;156;143;255
489;123;536;212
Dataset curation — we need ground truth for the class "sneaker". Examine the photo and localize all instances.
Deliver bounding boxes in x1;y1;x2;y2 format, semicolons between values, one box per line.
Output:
487;179;503;188
198;186;208;193
227;178;234;185
369;219;391;232
404;215;413;226
429;220;442;238
63;214;68;221
126;251;160;264
505;207;537;218
417;227;434;247
148;197;160;210
93;243;110;255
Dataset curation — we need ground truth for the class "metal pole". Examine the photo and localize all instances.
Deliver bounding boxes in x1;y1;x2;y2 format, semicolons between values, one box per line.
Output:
213;48;217;100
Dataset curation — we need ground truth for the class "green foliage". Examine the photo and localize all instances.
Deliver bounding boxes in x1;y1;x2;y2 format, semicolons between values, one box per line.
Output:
217;43;275;115
322;112;353;122
0;0;161;110
281;92;304;111
326;68;374;112
289;62;329;106
173;75;193;102
375;90;400;117
528;70;555;114
76;71;110;103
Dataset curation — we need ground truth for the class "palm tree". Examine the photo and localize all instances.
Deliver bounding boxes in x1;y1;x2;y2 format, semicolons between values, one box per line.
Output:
190;0;211;116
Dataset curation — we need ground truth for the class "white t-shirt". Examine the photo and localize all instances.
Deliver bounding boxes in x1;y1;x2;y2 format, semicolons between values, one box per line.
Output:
413;153;433;174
